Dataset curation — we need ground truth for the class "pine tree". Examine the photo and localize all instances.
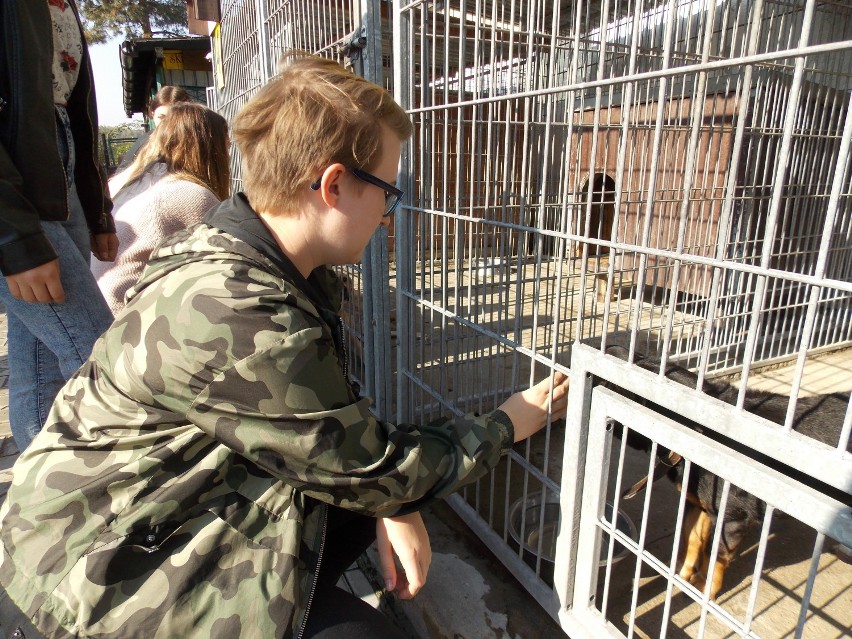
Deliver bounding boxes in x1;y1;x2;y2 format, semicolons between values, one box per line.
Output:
78;0;189;44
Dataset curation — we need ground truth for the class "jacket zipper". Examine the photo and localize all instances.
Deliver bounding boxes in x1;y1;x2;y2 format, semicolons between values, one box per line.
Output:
38;2;72;218
57;108;71;217
2;1;21;154
337;317;349;381
297;503;328;639
82;77;107;227
73;3;110;228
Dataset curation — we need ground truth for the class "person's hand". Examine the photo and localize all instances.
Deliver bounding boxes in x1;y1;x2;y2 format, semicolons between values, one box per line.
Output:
91;232;119;262
376;511;432;600
6;259;65;303
499;371;570;442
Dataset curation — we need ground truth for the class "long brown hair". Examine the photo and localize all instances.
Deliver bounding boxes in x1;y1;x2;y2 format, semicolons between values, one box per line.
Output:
116;103;230;200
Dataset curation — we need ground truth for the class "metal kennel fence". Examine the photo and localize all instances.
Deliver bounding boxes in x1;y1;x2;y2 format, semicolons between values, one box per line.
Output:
210;1;852;637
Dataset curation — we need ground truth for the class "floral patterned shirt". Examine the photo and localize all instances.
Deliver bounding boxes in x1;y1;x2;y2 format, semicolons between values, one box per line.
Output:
48;0;83;105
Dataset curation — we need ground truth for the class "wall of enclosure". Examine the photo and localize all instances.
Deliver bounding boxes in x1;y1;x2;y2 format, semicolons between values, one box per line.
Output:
212;2;852;638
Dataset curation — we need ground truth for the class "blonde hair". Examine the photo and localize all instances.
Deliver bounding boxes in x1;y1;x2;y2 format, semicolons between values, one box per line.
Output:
117;103;230;201
232;51;412;214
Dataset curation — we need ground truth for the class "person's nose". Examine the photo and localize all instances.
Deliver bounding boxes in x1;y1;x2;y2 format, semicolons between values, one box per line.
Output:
380;216;392;229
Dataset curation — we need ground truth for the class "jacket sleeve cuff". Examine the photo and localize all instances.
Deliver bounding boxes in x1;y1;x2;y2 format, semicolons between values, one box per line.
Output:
90;209;116;234
0;233;58;276
489;409;516;455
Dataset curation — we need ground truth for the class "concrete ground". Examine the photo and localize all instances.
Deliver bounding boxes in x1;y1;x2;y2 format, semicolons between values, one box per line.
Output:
376;501;568;639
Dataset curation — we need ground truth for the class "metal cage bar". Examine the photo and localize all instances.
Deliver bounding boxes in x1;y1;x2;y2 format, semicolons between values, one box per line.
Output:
393;2;851;637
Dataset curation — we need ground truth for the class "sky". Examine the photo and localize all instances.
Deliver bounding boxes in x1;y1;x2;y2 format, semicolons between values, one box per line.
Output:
87;37;143;126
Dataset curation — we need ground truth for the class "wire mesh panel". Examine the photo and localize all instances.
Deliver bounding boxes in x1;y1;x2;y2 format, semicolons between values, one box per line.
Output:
211;0;851;635
561;345;851;638
216;0;263;188
393;0;852;636
568;384;850;639
216;0;361;182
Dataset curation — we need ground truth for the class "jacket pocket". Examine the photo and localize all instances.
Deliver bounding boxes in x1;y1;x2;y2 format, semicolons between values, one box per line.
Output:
41;502;301;638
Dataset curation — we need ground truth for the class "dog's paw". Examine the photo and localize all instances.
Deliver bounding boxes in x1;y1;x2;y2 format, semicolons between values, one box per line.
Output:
688;571;708;594
677;564;695;582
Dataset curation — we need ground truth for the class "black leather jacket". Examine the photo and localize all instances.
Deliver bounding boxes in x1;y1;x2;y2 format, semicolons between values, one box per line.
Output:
0;0;114;276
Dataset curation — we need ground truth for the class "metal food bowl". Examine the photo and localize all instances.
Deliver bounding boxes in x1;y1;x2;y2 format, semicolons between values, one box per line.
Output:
508;493;637;568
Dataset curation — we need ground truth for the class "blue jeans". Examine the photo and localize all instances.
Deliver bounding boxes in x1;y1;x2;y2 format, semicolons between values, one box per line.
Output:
0;109;113;451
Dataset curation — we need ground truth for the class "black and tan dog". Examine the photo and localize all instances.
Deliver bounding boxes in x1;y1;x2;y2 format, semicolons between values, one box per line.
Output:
603;345;851;599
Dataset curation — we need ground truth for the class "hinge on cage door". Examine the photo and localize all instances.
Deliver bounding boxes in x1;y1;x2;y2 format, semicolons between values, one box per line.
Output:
339;25;367;70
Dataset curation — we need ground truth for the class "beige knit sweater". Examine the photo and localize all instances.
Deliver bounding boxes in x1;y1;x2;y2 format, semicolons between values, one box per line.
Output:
92;164;221;315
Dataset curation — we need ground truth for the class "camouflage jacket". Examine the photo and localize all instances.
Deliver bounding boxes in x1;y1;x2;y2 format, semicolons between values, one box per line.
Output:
0;194;515;638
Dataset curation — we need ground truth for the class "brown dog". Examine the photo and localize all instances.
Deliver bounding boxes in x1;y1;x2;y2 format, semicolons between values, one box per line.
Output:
604;345;850;599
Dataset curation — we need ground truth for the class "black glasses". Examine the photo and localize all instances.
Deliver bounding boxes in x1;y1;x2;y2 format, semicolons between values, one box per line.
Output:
310;166;404;217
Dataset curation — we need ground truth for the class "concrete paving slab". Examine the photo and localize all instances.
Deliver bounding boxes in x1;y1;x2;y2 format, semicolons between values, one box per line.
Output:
365;499;566;639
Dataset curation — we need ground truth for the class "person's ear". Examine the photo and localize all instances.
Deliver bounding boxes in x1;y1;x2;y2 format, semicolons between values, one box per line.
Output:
316;163;346;208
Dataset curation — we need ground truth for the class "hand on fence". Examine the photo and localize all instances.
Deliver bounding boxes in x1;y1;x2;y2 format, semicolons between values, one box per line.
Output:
376;511;432;600
500;371;570;443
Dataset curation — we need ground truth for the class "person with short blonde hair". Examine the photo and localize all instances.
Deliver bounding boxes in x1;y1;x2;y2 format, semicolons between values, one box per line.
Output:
233;52;413;215
92;103;230;314
0;53;569;639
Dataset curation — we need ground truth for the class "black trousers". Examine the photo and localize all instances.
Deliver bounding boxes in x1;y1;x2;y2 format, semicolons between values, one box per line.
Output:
302;506;408;639
0;588;43;639
0;507;406;639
